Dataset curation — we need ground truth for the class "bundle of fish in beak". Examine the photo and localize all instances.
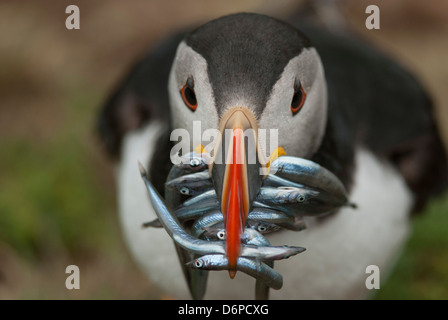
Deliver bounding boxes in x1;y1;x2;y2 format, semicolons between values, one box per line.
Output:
139;142;354;299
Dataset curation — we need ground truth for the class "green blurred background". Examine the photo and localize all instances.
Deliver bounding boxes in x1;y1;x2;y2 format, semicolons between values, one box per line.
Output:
0;0;447;299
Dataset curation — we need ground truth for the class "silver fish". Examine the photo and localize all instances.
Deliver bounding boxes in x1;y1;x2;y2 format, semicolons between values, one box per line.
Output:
165;152;210;207
249;221;282;234
270;156;348;200
247;208;296;226
201;227;272;246
190;212;224;239
149;210;304;234
257;186;347;216
201;221;282;240
176;152;210;173
165;162;209;299
265;174;357;212
139;162;306;261
198;228;274;299
176;185;342;220
190;212;278;239
241;244;306;261
186;255;283;290
257;187;319;205
165;171;213;197
248;208;307;231
165;166;187;209
242;228;270;247
181;189;217;207
263;174;306;189
241;229;273;300
176;188;289;217
174;199;220;222
191;209;296;239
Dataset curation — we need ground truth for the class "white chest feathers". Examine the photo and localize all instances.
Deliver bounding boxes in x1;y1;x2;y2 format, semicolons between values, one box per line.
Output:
117;122;413;299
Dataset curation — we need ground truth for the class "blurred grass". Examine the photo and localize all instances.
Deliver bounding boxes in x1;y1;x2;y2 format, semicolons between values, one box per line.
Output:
0;88;110;259
375;193;448;299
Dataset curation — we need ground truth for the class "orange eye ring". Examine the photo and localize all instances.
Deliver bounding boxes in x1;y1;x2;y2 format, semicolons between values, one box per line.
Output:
180;80;197;111
291;82;306;115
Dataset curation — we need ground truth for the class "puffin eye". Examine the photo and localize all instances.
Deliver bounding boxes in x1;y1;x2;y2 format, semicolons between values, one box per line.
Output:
291;81;306;116
180;77;197;111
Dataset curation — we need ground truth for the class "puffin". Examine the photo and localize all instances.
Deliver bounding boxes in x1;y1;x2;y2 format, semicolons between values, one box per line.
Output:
97;13;447;299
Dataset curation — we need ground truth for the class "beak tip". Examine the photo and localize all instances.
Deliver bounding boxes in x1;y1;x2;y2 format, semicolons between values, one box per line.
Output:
228;270;237;279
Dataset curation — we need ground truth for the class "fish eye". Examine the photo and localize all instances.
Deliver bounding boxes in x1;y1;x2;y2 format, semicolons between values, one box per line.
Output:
291;80;306;116
217;230;226;240
297;194;306;202
257;224;267;233
180;77;197;111
190;158;201;167
179;187;190;195
194;259;203;268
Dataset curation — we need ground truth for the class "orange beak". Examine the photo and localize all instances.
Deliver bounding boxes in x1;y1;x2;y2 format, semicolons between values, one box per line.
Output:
210;107;264;278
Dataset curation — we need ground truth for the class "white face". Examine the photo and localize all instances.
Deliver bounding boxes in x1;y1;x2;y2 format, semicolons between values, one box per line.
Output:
258;48;328;158
168;42;219;151
168;41;327;159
